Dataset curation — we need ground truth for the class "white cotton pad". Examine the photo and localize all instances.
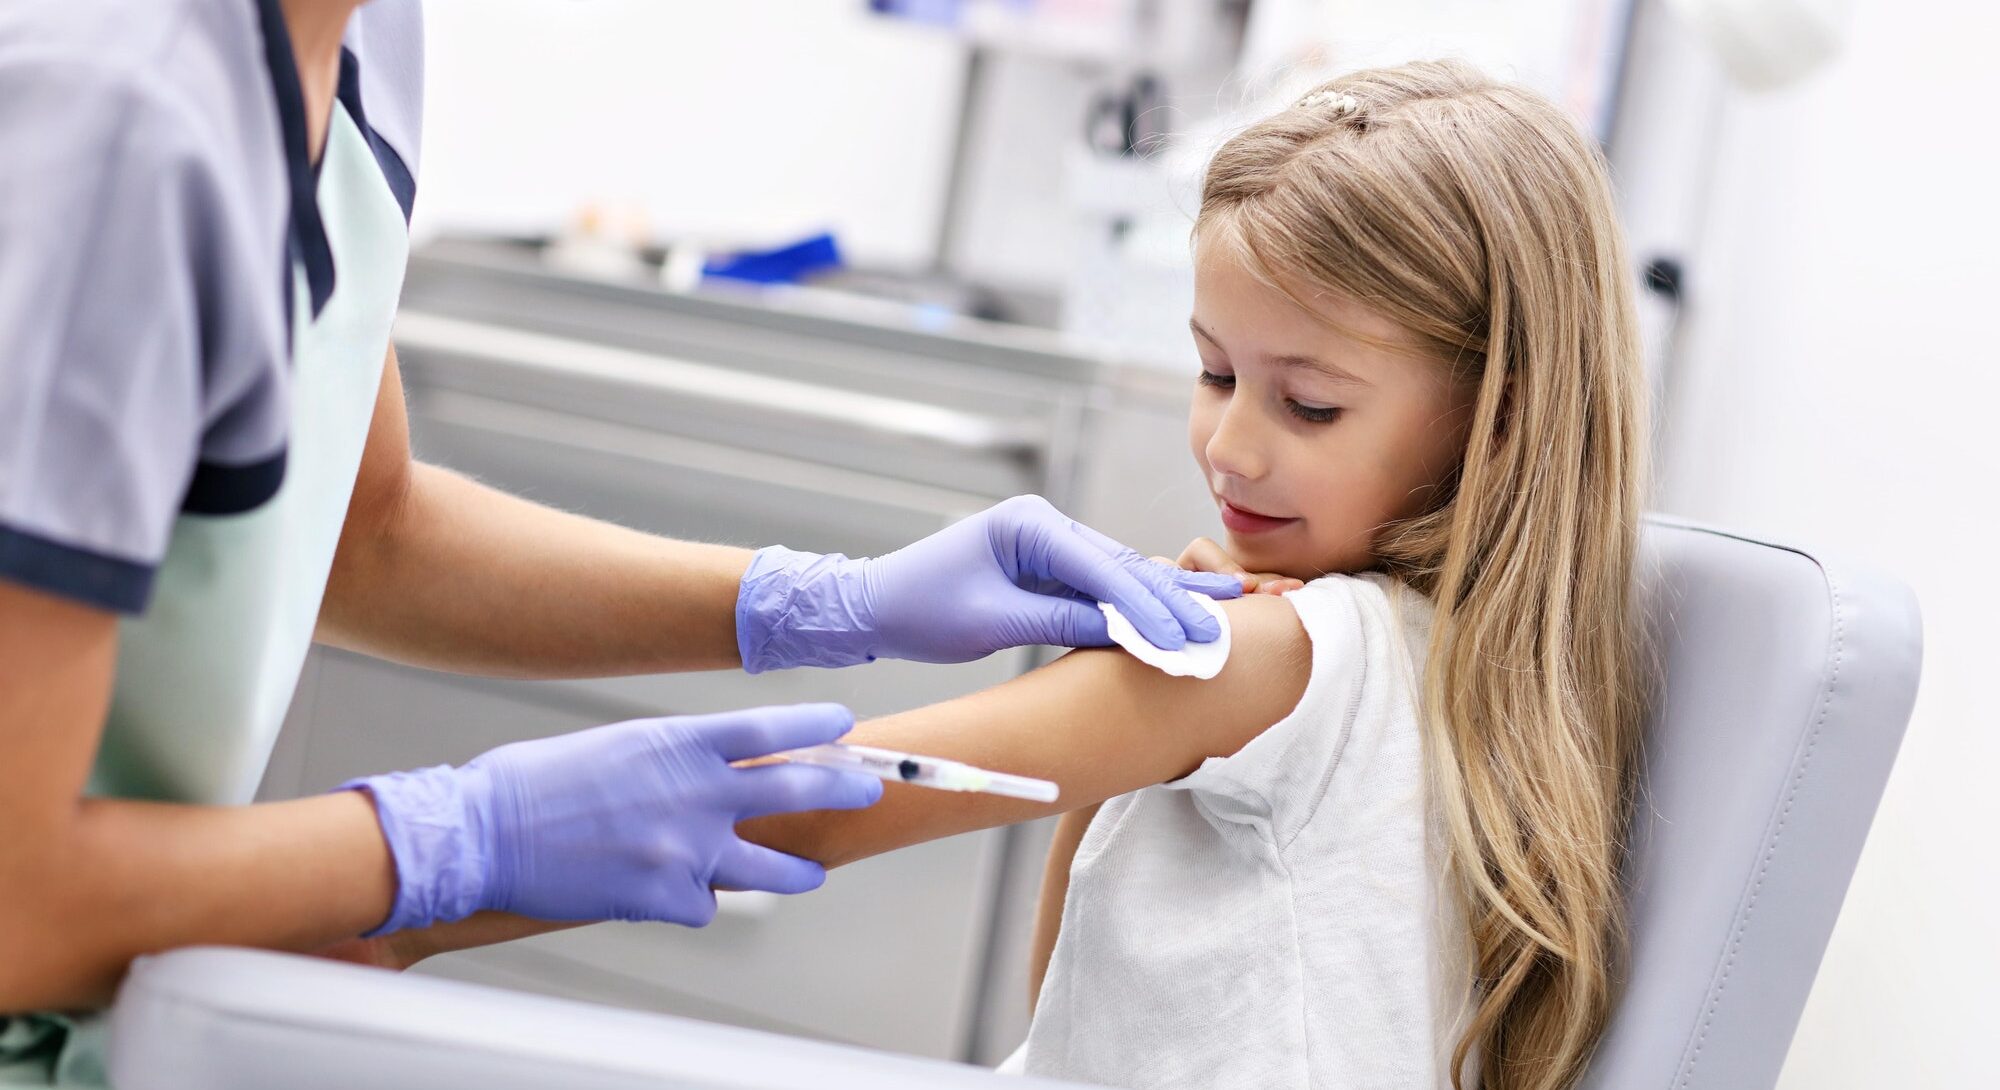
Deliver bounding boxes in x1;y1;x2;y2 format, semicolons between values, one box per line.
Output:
1098;595;1232;679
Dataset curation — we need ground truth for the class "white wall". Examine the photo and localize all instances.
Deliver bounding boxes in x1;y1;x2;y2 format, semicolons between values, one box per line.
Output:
413;0;966;268
942;51;1094;294
1647;3;2000;1083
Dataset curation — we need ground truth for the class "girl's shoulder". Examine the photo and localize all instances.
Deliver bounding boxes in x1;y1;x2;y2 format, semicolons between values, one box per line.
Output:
1164;571;1433;831
1286;570;1436;652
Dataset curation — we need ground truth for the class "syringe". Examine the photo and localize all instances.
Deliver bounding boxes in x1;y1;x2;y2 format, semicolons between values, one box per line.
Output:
782;743;1059;804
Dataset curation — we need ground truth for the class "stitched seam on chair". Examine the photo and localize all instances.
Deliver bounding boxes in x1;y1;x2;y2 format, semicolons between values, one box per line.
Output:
1642;515;1822;564
1674;563;1846;1088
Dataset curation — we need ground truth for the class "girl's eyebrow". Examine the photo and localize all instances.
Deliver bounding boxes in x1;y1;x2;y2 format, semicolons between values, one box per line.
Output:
1189;317;1372;387
1274;354;1372;388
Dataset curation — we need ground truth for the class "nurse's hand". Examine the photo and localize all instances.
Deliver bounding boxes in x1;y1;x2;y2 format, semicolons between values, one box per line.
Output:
342;704;881;934
735;494;1243;672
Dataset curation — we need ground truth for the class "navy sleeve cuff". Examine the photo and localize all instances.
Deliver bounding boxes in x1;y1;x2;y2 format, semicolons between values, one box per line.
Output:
0;521;156;614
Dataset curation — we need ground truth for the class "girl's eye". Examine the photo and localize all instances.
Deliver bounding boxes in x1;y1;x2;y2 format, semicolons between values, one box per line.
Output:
1198;369;1235;389
1288;401;1341;424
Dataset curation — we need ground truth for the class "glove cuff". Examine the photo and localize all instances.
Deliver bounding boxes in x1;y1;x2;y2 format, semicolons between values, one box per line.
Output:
735;545;881;673
338;765;493;936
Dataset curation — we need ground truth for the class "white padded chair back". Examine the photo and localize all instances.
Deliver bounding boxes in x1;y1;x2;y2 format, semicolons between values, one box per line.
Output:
1580;518;1922;1088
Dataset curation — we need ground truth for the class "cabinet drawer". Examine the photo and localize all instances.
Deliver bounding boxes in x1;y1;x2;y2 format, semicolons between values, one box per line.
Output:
393;310;1054;501
409;388;991;557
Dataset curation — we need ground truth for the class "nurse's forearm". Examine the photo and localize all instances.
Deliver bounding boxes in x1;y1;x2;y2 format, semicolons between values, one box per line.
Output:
1;792;395;1011
321;462;750;677
1;583;399;1012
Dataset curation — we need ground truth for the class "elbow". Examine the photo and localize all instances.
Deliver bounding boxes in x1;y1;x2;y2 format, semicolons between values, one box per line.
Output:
0;909;73;1014
0;930;127;1016
323;459;425;627
0;872;125;1014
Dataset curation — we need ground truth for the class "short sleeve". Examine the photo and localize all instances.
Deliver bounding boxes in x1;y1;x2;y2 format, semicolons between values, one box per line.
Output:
1164;576;1377;843
0;61;276;613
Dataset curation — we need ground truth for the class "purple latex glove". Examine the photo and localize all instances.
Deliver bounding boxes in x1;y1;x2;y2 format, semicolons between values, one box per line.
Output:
736;494;1244;673
342;704;881;935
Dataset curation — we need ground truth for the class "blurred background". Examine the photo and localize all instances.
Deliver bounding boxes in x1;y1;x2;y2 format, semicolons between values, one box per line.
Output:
262;0;1998;1083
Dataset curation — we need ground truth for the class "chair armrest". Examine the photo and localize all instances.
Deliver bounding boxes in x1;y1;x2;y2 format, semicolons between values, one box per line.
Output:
107;947;1080;1090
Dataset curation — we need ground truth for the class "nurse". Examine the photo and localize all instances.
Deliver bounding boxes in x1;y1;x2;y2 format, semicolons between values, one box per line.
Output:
0;0;1238;1082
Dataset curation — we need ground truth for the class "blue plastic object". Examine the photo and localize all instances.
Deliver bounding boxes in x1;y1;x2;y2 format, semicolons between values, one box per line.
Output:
867;0;964;26
702;232;845;286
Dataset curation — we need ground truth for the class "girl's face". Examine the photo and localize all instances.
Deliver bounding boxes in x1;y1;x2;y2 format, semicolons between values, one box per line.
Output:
1188;245;1477;580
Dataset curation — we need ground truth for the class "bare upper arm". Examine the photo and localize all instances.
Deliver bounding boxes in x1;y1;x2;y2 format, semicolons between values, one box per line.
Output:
348;345;414;532
322;346;414;639
0;581;118;830
739;592;1311;867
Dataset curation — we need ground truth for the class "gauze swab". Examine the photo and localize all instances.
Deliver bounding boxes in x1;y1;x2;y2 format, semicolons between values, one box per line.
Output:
1097;594;1232;679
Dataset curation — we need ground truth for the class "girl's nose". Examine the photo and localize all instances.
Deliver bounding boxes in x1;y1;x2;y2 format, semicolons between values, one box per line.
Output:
1204;399;1269;482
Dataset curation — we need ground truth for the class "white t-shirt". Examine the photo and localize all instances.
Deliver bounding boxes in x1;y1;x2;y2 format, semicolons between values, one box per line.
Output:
1018;572;1477;1089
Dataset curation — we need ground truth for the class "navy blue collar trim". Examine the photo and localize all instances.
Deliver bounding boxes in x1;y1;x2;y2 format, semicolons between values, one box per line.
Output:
337;48;417;223
253;2;424;319
253;0;335;320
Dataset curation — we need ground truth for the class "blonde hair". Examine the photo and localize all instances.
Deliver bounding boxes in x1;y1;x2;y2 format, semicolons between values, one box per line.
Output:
1195;61;1652;1089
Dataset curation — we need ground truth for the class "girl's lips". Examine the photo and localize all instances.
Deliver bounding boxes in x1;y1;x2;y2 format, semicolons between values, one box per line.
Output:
1219;500;1300;535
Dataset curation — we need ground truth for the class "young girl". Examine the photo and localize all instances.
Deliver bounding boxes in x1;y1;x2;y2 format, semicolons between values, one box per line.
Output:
741;59;1650;1089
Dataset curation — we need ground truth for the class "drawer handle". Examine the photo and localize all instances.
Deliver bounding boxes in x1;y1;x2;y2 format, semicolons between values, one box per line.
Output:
394;311;1046;458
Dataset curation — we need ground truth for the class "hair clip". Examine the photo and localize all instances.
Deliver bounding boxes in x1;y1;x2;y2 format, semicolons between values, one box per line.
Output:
1297;89;1361;116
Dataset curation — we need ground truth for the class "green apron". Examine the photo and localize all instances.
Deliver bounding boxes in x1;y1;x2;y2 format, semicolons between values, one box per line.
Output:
1;100;408;1087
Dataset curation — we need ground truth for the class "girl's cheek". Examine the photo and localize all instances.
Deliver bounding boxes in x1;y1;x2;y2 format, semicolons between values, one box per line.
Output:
1187;406;1218;473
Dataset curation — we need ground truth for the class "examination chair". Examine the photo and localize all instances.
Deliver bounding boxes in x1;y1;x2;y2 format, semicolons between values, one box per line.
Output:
103;516;1922;1089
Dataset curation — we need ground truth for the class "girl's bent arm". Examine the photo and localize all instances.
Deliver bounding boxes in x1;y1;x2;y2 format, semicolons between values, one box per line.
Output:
1031;803;1099;1014
738;593;1311;868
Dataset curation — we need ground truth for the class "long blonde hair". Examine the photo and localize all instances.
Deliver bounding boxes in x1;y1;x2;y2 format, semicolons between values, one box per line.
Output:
1195;61;1651;1089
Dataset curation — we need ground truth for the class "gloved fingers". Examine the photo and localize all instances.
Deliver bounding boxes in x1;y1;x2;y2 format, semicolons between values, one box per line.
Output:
729;763;884;819
696;703;857;763
1036;530;1189;650
1170;537;1293;596
712;838;828;895
1014;595;1114;648
1125;555;1231;645
1169;567;1252;598
1066;521;1237;645
1148;557;1245;598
